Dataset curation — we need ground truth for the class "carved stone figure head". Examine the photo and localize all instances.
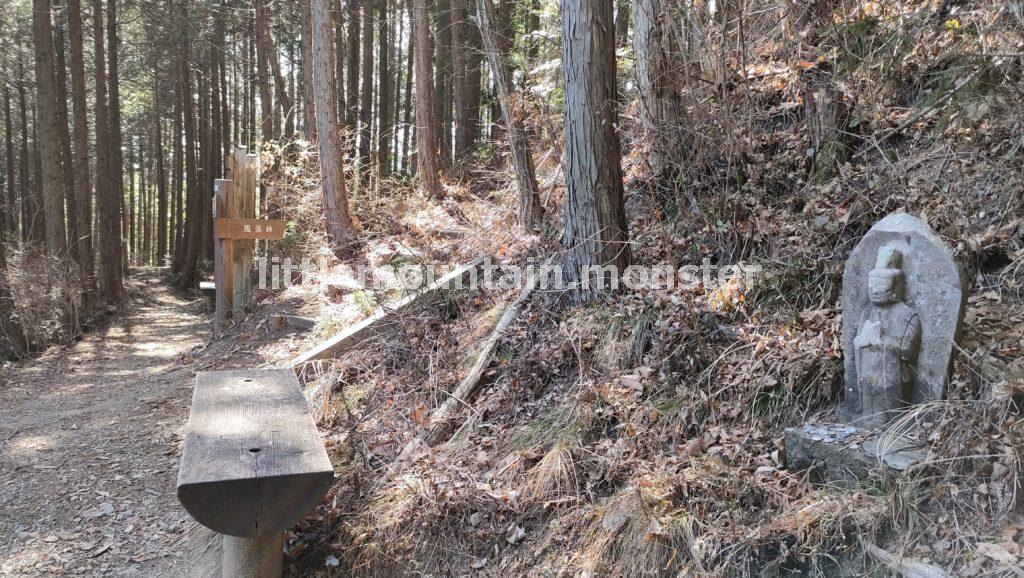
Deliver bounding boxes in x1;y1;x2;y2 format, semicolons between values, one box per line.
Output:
867;245;906;305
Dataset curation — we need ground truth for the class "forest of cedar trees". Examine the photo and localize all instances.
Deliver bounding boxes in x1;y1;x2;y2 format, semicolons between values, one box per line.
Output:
0;0;1023;575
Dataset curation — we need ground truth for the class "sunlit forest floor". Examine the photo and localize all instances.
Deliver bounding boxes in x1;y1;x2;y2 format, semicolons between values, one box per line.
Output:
0;270;206;576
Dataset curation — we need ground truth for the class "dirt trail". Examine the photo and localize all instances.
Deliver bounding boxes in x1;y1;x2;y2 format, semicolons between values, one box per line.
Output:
0;270;216;577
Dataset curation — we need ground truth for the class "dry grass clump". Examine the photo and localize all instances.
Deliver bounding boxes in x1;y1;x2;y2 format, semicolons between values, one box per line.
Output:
575;481;699;576
524;443;582;507
556;467;884;576
3;244;82;356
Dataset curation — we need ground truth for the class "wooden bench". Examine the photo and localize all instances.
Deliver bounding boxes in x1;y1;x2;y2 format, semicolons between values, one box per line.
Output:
177;369;334;577
199;281;216;311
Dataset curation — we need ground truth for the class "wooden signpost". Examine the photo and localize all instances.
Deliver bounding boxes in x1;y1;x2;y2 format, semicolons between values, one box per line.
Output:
212;147;285;332
215;218;286;241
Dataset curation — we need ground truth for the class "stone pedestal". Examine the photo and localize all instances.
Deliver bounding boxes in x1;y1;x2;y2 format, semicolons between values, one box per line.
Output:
784;423;928;483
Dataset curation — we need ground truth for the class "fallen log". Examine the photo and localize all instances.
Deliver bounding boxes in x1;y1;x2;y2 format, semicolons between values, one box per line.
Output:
292;255;491;373
378;261;545;489
864;544;950;578
423;269;542;445
270;314;316;331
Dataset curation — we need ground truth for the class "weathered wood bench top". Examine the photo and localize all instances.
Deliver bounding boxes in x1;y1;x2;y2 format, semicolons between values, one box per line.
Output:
176;369;334;537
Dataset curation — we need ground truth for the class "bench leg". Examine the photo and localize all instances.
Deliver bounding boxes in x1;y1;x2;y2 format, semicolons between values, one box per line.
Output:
222;532;284;578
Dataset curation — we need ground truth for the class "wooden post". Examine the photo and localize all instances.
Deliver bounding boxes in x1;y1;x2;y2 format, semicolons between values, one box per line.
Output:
228;147;259;316
213;179;234;332
222;533;284;578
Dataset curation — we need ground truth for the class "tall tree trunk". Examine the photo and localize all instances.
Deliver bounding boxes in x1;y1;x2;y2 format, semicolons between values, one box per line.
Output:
155;82;168;265
285;40;297;137
434;0;453;165
18;61;43;246
176;18;202;289
107;0;127;278
128;138;136;260
412;0;442;197
1;89;24;346
67;0;95;303
390;0;403;174
312;0;355;246
477;0;542;231
401;24;414;173
358;0;374;176
255;0;275;141
92;0;121;301
466;4;482;153
333;0;345;122
289;39;297;129
376;0;392;176
198;59;214;262
136;139;144;261
345;0;361;140
54;0;79;266
632;0;681;174
525;0;539;63
32;112;42;239
301;0;318;140
3;88;16;237
452;0;482;161
231;36;241;147
560;0;630;304
33;0;69;267
171;70;184;263
210;34;224;178
488;0;511;141
142;140;151;264
248;26;257;144
263;27;295;138
243;31;253;146
219;15;230;162
452;0;467;159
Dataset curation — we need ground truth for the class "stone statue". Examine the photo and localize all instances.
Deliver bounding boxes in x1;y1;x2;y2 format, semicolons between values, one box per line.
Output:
785;214;964;480
851;245;921;427
840;213;965;427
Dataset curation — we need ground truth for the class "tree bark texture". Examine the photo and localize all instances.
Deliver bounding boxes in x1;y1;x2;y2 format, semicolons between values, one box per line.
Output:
67;0;95;300
312;0;355;246
255;0;275;141
92;0;120;300
412;0;442;197
560;0;630;304
376;0;392;176
477;0;542;231
358;0;374;173
301;0;318;141
631;0;682;174
106;0;126;276
434;0;453;165
452;0;481;160
32;0;69;264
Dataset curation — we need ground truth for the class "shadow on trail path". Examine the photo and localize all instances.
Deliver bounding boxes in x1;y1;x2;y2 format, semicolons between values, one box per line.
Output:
0;268;219;577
